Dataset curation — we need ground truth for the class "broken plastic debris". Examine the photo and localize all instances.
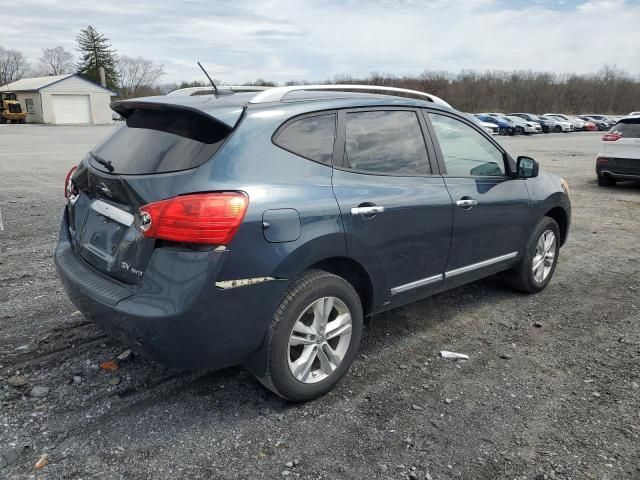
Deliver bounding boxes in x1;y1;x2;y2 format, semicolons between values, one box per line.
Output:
35;453;49;469
100;360;119;372
439;351;469;360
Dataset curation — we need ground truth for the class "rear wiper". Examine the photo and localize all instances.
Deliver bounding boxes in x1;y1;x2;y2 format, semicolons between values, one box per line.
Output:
90;151;114;173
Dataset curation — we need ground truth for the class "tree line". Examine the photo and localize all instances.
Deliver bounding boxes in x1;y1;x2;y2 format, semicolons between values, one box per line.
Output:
2;25;638;112
0;26;165;99
328;67;639;114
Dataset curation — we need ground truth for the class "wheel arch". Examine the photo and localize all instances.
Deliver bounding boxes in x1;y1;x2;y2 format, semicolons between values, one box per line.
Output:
308;256;375;316
545;206;569;246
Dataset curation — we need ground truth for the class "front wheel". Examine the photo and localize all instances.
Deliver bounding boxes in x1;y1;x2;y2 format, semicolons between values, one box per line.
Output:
257;270;363;402
504;217;560;294
554;125;562;133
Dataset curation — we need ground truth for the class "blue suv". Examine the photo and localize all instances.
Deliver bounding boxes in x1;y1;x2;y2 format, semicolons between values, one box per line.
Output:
55;85;571;401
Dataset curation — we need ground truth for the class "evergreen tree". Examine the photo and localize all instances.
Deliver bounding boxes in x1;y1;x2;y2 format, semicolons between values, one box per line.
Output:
75;26;118;88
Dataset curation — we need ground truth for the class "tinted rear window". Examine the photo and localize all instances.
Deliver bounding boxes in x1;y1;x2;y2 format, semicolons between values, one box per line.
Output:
343;110;429;175
274;114;336;164
89;108;230;174
611;119;640;138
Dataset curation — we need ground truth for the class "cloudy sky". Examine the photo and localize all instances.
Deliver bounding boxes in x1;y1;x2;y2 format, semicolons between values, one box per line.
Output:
2;0;639;84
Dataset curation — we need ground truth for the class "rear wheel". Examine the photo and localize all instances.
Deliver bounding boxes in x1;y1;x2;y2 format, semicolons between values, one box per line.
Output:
257;270;363;402
504;217;560;294
597;175;616;187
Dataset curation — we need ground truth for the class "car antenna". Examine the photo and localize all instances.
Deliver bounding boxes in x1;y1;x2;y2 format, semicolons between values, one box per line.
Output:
197;61;219;95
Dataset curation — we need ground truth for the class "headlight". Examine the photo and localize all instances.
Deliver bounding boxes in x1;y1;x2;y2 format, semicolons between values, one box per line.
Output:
560;178;570;198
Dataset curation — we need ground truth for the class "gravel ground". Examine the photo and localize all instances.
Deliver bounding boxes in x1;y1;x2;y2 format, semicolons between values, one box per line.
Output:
1;125;639;480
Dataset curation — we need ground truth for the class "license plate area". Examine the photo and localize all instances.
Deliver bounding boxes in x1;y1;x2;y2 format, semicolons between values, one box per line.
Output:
77;200;133;274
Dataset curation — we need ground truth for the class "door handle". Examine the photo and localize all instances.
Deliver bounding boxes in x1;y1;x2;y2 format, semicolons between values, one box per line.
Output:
351;205;385;216
456;198;478;209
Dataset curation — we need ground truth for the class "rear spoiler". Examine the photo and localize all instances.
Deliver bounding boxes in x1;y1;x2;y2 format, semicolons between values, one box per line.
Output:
110;98;245;129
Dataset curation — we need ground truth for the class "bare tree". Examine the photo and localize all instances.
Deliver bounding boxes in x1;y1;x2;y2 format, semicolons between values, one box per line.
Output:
117;55;165;98
0;47;29;86
35;46;74;76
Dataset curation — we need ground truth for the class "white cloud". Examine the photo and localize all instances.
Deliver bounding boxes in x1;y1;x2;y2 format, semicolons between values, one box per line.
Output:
1;0;638;83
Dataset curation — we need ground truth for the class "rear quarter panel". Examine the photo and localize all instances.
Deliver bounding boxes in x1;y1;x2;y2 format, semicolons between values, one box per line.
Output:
183;107;347;285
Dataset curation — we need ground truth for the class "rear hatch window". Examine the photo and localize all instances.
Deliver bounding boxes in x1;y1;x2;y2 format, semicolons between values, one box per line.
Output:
611;118;640;138
89;107;231;174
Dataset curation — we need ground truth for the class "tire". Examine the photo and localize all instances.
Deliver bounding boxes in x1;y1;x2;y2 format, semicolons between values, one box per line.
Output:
504;217;560;294
257;269;363;402
516;126;524;135
19;118;26;124
554;125;562;133
0;116;6;124
597;175;616;187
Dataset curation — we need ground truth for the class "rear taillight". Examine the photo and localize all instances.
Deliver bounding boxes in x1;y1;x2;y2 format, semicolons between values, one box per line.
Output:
64;166;78;198
602;133;621;141
140;192;249;245
596;157;609;164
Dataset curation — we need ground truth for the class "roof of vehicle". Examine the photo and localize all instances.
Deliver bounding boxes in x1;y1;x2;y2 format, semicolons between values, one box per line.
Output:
616;115;640;123
112;88;455;129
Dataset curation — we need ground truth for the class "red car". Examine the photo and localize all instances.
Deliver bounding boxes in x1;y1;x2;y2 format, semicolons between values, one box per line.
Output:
582;120;598;131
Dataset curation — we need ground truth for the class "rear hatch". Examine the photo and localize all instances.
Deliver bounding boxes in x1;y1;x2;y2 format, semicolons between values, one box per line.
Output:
67;99;242;284
604;118;640;169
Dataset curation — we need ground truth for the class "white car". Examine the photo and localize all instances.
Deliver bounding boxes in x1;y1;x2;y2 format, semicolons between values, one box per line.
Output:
505;115;541;134
596;116;640;186
539;115;573;132
545;113;585;131
481;121;500;135
467;114;499;135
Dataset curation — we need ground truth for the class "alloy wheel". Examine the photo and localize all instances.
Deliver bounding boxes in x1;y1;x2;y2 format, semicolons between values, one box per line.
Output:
532;230;556;283
287;296;353;384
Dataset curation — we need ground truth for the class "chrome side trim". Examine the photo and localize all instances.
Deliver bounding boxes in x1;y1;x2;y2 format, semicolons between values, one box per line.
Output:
445;252;518;278
390;274;443;295
215;276;277;290
90;200;134;227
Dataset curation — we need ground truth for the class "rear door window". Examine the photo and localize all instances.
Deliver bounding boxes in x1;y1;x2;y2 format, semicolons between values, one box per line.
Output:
274;113;336;164
343;110;430;175
89;108;230;174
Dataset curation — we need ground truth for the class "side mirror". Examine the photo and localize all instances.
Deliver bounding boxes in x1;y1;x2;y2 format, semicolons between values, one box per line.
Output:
516;156;539;178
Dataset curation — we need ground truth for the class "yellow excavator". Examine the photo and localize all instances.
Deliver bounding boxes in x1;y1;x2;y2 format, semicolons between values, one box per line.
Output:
0;93;27;124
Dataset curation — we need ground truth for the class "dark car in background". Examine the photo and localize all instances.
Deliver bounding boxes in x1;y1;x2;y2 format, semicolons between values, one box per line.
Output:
578;115;609;131
509;113;552;133
583;114;616;128
55;85;571;401
475;114;515;135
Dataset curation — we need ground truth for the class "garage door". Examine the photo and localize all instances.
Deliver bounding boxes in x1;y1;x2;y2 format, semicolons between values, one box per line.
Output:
51;95;91;124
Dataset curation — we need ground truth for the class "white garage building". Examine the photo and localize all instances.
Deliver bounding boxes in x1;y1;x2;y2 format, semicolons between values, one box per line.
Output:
0;74;116;124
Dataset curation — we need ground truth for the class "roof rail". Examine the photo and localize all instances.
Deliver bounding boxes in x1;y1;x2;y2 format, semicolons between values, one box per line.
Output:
167;86;272;97
248;84;452;108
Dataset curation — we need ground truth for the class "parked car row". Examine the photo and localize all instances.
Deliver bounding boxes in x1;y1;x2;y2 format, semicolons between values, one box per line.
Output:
467;111;630;136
